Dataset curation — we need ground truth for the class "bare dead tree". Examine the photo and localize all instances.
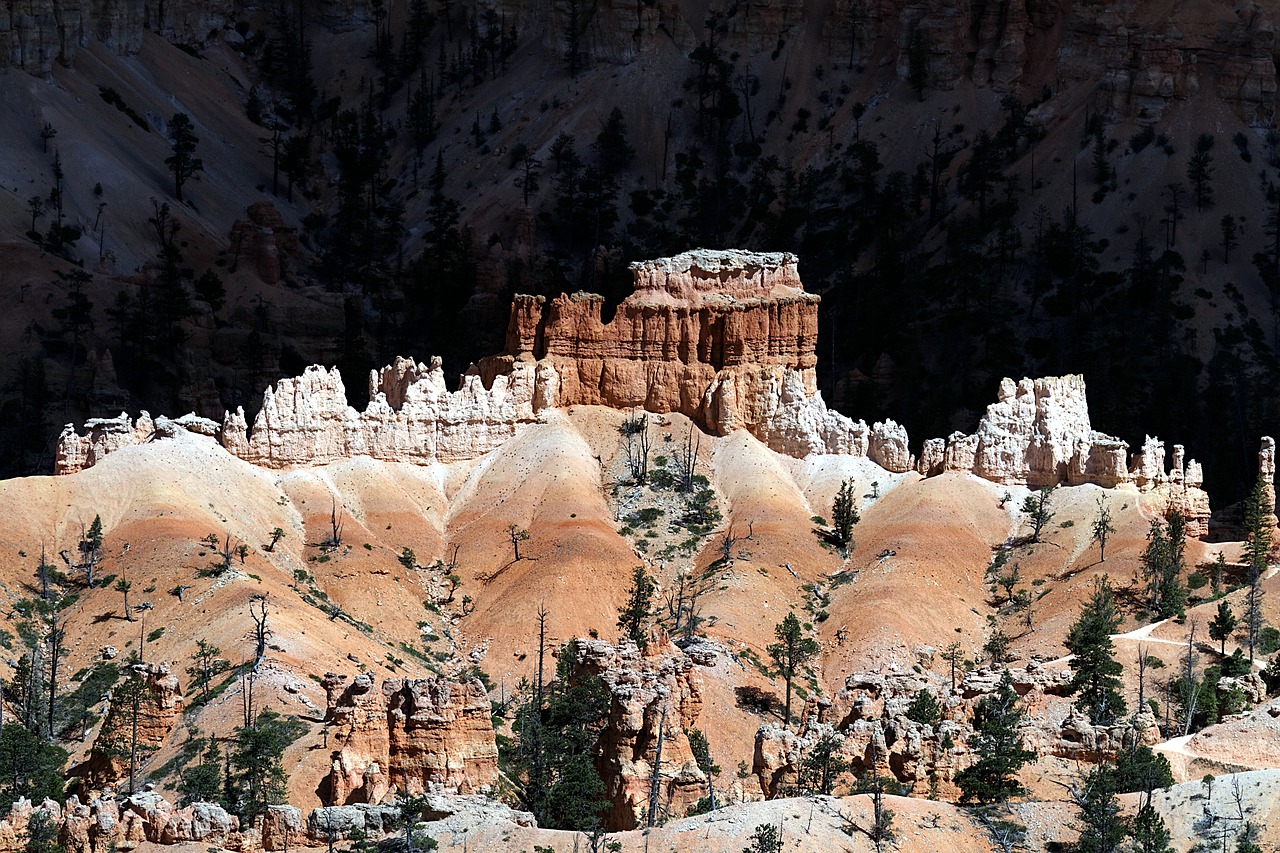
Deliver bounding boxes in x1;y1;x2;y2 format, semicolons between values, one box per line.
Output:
327;498;344;547
645;702;669;829
1136;643;1151;711
250;595;271;669
673;425;702;492
621;409;652;484
536;602;549;706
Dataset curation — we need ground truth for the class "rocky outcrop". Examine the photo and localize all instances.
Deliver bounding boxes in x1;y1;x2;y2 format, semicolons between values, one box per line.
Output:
1261;437;1276;522
55;412;220;474
219;357;550;469
81;663;184;791
58;251;1209;515
305;795;534;843
321;672;498;804
567;637;712;830
919;376;1212;536
494;0;1278;122
756;660;1155;799
229;203;300;286
0;791;241;853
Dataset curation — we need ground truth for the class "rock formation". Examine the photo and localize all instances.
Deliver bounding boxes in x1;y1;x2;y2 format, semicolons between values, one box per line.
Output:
568;637;713;830
228;203;300;286
490;0;1278;123
0;789;531;853
321;672;498;804
1260;437;1276;522
217;358;550;469
55;412;220;474
56;250;1212;531
754;660;1158;799
499;249;913;463
0;792;242;853
918;376;1212;536
80;663;184;792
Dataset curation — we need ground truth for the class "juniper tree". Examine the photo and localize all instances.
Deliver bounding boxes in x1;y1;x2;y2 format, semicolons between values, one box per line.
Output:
1065;577;1127;725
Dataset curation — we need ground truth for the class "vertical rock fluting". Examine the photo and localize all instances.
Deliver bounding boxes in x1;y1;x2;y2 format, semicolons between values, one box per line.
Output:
321;673;498;805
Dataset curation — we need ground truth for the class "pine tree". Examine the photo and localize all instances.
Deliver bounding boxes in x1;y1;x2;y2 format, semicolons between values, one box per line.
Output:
1242;473;1272;659
592;107;635;173
1022;486;1056;543
1186;133;1215;209
1071;762;1127;853
1091;498;1115;561
767;612;820;727
0;723;67;810
829;478;860;548
1064;577;1127;724
616;567;655;648
513;642;610;831
955;672;1036;803
165;113;204;203
743;824;782;853
1141;512;1187;619
1208;600;1238;656
230;709;304;820
177;738;223;806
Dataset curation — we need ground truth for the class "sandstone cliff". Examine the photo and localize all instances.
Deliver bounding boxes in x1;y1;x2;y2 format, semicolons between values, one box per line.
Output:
321;672;498;804
0;0;232;74
484;0;1278;122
